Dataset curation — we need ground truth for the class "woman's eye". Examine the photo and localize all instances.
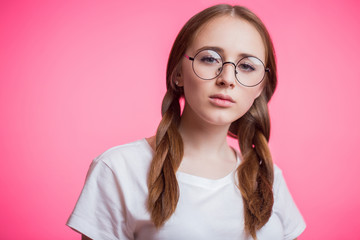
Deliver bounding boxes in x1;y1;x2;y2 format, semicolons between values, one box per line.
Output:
238;63;255;72
200;56;219;64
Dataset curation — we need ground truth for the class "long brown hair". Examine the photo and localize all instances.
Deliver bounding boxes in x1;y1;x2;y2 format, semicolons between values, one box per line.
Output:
147;4;277;239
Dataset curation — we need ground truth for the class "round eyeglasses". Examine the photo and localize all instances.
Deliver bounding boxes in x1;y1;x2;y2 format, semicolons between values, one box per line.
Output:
184;49;270;87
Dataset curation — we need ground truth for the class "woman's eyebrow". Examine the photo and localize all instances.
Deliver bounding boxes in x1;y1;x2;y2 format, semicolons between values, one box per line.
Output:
196;46;224;53
195;46;257;58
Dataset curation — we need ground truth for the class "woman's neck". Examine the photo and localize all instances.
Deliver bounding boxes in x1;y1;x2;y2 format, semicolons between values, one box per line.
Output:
176;105;237;179
178;106;233;161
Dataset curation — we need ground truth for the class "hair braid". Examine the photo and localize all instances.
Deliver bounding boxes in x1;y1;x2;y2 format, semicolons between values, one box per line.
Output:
234;94;274;239
147;89;184;228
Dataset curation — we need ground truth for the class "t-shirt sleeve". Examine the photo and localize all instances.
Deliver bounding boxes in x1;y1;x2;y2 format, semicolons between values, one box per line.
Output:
273;168;306;240
66;157;133;240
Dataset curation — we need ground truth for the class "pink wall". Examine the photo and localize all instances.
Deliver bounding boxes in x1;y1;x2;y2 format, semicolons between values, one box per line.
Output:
1;0;359;239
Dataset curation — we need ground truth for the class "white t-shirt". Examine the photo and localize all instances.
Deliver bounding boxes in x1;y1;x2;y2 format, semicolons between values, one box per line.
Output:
67;139;306;240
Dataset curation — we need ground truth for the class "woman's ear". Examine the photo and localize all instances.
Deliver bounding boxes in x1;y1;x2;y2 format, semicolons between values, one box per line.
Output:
175;72;184;87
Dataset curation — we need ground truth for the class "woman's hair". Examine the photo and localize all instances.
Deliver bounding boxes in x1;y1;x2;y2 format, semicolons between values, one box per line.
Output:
147;4;277;239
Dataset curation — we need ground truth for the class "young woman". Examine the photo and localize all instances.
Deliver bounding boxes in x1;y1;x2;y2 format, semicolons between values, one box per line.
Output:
67;4;306;240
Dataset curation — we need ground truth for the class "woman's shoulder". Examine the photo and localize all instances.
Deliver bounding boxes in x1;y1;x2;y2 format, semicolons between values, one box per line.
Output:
273;164;283;177
96;138;153;158
271;163;306;238
272;164;286;192
92;138;154;174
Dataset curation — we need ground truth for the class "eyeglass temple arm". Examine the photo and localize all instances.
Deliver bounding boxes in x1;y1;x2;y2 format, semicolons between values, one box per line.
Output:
184;54;194;61
265;68;270;73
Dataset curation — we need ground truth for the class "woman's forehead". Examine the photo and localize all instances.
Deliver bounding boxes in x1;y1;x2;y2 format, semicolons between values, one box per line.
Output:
189;15;266;61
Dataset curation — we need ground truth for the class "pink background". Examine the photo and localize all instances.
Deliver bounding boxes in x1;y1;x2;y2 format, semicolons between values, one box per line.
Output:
1;0;360;239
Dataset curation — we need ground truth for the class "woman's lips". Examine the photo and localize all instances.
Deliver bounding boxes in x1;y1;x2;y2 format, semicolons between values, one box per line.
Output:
209;94;235;107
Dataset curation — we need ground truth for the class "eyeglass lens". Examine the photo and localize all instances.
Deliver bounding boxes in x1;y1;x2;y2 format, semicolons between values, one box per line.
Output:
192;49;266;87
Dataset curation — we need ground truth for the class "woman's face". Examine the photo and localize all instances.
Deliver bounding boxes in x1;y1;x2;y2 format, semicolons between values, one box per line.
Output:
178;15;266;127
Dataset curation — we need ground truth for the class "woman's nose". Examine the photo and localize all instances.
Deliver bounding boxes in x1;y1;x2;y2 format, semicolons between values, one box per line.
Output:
216;62;237;88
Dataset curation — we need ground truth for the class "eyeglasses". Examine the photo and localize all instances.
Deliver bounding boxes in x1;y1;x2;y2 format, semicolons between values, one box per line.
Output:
184;49;270;87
